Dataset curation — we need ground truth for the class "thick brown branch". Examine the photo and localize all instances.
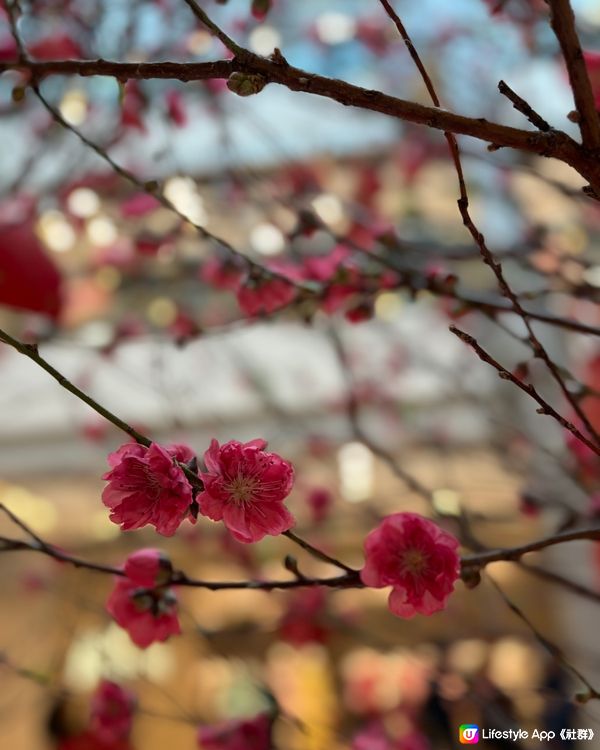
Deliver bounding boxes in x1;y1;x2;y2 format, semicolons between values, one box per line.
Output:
548;0;600;149
1;56;595;183
0;58;234;81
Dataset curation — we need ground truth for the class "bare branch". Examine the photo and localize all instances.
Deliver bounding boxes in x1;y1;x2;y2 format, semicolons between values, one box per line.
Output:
498;80;551;132
1;56;596;185
487;575;600;701
449;325;600;456
463;525;600;568
548;0;600;149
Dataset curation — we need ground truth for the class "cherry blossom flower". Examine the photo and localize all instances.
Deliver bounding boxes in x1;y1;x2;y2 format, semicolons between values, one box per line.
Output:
198;438;295;543
200;255;246;292
306;487;333;524
519;493;541;518
352;722;430;750
360;513;460;618
106;549;180;648
90;680;136;744
59;731;132;750
301;245;351;282
165;90;187;127
565;423;600;482
345;300;374;324
28;33;83;60
102;441;195;536
352;722;395;750
0;223;63;319
119;192;160;218
197;712;273;750
251;0;273;21
278;588;328;646
120;81;147;132
237;276;296;316
0;35;18;62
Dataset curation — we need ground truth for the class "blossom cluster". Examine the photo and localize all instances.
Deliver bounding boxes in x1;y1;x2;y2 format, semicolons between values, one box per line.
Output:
106;548;180;648
101;434;461;648
200;243;400;322
103;438;295;542
59;680;136;750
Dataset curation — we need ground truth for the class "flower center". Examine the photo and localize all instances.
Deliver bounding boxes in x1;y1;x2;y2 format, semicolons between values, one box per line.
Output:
226;475;259;505
130;587;176;617
401;548;428;575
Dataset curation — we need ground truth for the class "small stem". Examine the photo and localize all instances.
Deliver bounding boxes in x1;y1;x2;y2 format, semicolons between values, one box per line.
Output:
282;530;356;574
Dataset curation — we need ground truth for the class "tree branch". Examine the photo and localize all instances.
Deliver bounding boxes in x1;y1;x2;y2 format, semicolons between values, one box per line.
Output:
463;525;600;568
449;324;600;456
487;574;600;701
2;56;596;185
548;0;600;150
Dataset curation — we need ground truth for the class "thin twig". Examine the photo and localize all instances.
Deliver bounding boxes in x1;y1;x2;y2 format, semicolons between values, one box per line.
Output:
519;562;600;605
498;80;551;131
487;574;600;701
282;530;356;574
0;533;360;591
462;525;600;568
180;0;244;57
449;325;600;456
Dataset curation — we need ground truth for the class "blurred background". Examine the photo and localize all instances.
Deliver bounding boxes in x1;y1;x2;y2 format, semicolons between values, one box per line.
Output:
1;0;600;747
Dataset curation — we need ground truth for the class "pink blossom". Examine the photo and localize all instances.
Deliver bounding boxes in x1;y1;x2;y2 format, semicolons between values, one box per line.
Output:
165;89;187;127
237;276;296;316
198;439;295;543
119;192;161;218
251;0;273;21
589;492;600;517
197;712;273;750
278;588;328;646
352;722;394;750
106;549;180;648
0;35;18;62
356;18;392;56
352;723;430;750
120;81;147;132
519;493;541;518
302;245;351;282
200;255;245;292
59;732;132;750
321;281;361;314
306;487;333;524
90;680;136;744
28;33;83;60
565;422;600;481
345;301;374;324
360;513;460;618
102;441;195;536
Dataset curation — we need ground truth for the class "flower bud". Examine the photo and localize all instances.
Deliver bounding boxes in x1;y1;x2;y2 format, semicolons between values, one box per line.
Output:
227;72;267;97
